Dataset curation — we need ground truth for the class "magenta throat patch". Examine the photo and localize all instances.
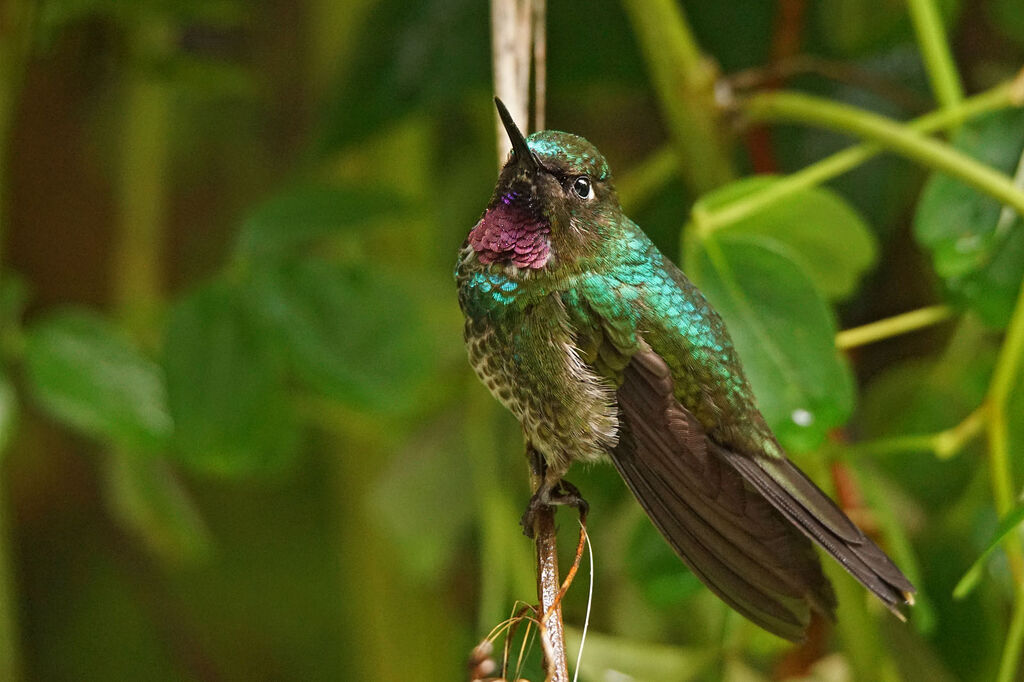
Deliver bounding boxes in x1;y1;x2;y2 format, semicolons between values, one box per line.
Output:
468;198;550;269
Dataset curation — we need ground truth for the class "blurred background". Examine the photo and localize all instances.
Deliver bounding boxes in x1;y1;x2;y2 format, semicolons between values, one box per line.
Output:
1;0;1024;680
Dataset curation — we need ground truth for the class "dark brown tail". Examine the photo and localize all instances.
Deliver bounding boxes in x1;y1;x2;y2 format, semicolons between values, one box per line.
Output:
610;348;914;641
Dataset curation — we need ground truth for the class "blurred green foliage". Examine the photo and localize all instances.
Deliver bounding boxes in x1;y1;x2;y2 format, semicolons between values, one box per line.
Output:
0;0;1023;681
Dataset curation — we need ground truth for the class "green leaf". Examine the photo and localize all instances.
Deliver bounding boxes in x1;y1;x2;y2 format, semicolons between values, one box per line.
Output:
953;503;1024;600
695;175;878;300
0;372;17;458
25;309;172;451
249;261;433;412
105;452;213;565
685;235;855;451
235;184;405;259
914;109;1024;328
164;281;299;476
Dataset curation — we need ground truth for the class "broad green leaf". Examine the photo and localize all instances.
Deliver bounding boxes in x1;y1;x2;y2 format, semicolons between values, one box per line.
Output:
249;261;432;412
0;372;16;458
164;281;299;476
953;503;1024;600
914;109;1024;328
694;175;878;300
105;452;213;565
25;309;172;451
235;184;406;259
685;235;855;452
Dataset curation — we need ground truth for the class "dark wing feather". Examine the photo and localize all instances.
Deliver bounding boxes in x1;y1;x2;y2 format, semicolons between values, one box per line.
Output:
610;348;838;641
654;248;916;613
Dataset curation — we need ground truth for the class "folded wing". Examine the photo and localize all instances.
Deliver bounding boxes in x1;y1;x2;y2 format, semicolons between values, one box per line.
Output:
609;347;913;641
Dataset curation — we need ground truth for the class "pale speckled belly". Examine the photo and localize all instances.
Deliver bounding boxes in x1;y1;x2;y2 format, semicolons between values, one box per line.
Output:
455;241;620;471
461;292;619;475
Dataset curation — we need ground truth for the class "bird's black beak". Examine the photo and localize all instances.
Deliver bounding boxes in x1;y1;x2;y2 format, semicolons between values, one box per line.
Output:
495;97;539;173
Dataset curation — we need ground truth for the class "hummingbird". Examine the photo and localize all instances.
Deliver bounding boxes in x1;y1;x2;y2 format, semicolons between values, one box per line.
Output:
455;98;915;641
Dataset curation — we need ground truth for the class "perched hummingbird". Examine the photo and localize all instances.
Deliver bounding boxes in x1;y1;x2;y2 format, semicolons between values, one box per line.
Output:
455;98;915;641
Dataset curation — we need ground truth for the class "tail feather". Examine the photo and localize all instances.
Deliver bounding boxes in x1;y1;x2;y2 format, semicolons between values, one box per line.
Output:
614;425;838;640
717;447;915;613
610;347;914;640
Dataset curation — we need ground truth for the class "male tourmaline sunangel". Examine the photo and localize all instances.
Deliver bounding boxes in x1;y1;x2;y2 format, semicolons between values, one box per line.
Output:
455;98;915;641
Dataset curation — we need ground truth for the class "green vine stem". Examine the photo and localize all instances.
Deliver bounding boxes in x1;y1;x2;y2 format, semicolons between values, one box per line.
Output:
114;20;174;344
988;280;1024;525
999;596;1024;682
906;0;964;109
693;75;1024;235
849;406;987;460
491;2;572;678
989;275;1024;682
621;0;735;194
835;305;954;349
740;90;1024;216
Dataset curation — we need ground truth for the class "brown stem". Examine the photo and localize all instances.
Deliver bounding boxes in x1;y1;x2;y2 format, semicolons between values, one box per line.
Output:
527;448;569;682
531;0;546;132
490;1;567;677
490;0;534;164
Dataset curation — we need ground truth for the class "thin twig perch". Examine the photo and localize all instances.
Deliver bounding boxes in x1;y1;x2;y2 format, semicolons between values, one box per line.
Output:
527;450;570;681
489;2;569;679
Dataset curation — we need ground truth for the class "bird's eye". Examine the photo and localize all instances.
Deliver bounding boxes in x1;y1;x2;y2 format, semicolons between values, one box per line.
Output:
572;176;592;199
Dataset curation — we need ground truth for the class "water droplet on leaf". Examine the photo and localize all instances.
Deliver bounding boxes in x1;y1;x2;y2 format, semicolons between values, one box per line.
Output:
791;408;814;427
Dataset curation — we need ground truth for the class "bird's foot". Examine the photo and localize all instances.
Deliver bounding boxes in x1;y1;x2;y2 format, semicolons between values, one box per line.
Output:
520;479;589;538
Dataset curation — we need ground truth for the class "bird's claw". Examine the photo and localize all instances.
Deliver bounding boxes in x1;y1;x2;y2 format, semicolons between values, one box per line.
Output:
520;479;589;538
